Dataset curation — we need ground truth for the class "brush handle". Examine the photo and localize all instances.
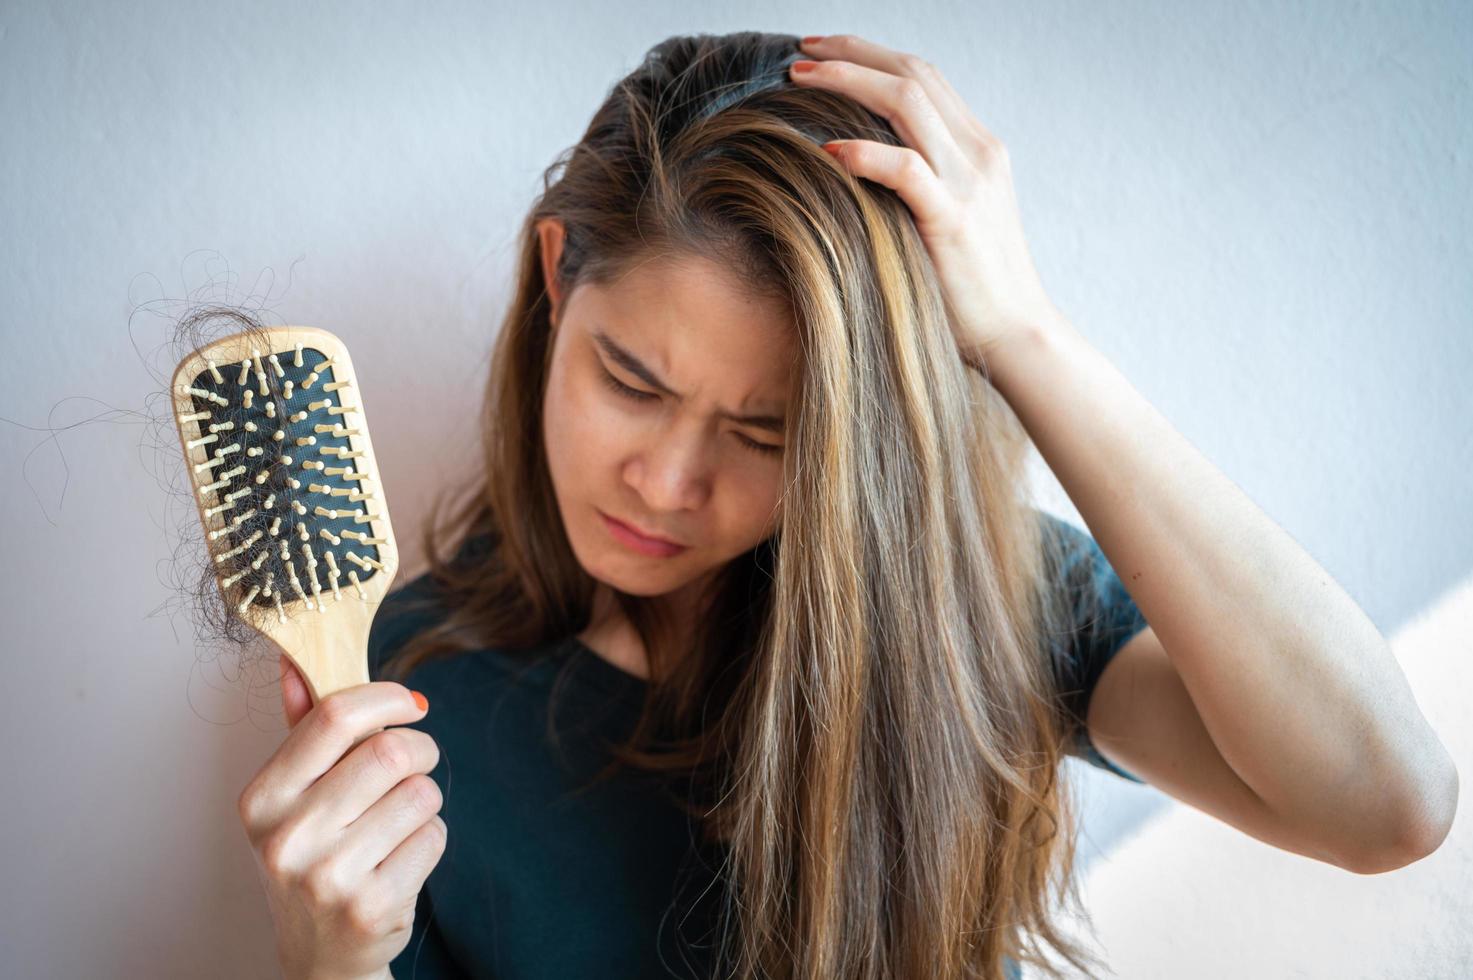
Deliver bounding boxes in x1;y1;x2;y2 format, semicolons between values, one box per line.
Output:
268;592;380;702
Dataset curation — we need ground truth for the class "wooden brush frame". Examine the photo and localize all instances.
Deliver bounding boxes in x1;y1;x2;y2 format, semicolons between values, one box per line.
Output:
171;325;400;703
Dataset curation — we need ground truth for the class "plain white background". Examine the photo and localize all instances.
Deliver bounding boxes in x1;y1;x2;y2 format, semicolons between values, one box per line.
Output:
1;1;1467;976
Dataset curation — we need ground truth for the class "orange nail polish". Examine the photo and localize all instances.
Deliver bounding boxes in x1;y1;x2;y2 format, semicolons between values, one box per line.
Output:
801;35;825;45
791;60;819;74
412;690;429;712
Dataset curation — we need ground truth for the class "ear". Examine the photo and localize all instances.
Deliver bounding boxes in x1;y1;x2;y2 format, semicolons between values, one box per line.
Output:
536;217;567;327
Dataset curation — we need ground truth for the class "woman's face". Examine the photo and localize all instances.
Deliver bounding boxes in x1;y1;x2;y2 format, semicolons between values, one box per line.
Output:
540;229;797;600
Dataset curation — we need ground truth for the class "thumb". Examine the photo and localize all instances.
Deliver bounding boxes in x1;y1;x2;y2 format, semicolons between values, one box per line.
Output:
279;654;315;730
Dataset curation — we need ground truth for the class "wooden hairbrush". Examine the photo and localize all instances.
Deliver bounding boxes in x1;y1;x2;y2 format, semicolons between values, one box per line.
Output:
171;326;399;704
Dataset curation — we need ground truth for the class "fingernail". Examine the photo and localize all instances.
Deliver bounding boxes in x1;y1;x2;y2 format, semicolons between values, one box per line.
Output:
801;35;825;45
412;690;429;712
822;141;845;156
791;60;819;74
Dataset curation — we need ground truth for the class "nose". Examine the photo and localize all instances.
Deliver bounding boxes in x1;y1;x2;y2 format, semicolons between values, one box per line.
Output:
626;419;713;513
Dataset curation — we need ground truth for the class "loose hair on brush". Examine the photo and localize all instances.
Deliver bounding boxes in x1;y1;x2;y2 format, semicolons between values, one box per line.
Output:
378;30;1113;980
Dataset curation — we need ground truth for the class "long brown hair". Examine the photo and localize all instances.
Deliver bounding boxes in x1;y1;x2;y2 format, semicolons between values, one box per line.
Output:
380;30;1112;980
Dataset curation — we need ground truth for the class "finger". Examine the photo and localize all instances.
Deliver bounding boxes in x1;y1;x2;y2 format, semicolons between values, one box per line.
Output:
336;768;445;883
371;814;447;909
822;139;957;235
789;56;971;183
305;725;442;834
798;34;999;156
280;654;314;730
246;682;428;827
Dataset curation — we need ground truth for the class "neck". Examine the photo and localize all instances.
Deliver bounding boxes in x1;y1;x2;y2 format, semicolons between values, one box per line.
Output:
579;572;718;680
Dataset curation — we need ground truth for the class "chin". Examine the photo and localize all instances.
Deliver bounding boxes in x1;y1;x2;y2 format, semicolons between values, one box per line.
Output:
584;557;695;598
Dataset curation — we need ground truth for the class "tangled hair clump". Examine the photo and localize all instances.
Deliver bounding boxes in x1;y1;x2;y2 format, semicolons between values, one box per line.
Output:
382;30;1115;980
126;289;307;655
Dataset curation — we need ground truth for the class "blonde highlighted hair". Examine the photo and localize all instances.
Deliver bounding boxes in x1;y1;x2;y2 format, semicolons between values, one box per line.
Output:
383;30;1113;980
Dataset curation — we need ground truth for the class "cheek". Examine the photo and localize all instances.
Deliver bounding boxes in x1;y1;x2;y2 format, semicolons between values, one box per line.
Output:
706;465;782;552
737;473;784;539
544;366;618;493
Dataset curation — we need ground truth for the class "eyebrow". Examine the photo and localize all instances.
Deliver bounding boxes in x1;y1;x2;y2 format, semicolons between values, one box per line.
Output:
591;327;788;433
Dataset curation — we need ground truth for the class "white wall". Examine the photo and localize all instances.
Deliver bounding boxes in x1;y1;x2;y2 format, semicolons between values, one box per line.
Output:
1;2;1467;976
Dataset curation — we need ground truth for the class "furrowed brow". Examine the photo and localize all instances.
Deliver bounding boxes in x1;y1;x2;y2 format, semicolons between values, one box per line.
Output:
592;327;787;433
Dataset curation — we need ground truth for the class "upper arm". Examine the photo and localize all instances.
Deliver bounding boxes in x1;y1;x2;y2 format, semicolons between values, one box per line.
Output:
1086;625;1347;867
1042;511;1349;866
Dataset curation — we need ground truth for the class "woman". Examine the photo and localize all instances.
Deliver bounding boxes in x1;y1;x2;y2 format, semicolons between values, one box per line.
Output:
260;30;1457;980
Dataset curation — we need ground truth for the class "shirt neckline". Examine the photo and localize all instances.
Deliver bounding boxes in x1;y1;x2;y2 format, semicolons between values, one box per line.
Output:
565;634;651;697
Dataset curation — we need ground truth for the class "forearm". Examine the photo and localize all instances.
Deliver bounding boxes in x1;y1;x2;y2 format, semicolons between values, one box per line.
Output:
983;313;1457;861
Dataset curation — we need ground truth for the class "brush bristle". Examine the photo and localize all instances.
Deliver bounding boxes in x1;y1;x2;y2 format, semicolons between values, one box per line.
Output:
178;342;385;623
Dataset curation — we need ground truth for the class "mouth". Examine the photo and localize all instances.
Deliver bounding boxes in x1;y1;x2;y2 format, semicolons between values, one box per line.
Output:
599;510;689;557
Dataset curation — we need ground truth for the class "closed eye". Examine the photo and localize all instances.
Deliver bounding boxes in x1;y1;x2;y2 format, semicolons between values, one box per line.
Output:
597;367;783;458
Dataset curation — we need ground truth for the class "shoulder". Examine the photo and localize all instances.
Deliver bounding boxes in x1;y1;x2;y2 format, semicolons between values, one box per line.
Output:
1035;508;1103;575
364;566;581;719
366;569;446;684
1032;509;1145;637
365;531;500;686
1032;508;1151;782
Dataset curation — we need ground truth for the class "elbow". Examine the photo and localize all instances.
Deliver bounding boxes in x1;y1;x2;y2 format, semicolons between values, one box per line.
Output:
1405;748;1461;861
1342;746;1459;875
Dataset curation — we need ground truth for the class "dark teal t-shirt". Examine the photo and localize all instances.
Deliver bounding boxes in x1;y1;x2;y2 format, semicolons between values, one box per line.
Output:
370;513;1148;980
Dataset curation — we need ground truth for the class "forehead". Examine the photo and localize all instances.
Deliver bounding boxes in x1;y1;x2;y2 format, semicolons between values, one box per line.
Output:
578;253;798;402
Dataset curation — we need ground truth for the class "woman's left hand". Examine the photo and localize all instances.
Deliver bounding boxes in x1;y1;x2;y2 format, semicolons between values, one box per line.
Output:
789;34;1062;371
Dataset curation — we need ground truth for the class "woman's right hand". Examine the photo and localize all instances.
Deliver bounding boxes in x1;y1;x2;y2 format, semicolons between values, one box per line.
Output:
237;655;447;980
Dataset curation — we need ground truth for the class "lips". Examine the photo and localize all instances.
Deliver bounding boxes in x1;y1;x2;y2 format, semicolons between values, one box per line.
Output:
599;510;689;558
605;512;684;547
